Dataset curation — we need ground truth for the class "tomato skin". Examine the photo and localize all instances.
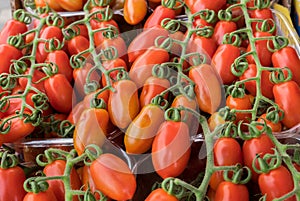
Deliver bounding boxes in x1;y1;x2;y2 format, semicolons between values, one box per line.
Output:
0;44;23;74
73;108;109;155
101;58;128;87
185;0;226;13
124;0;147;25
67;101;86;125
246;31;273;67
250;8;274;33
144;5;176;29
226;94;252;125
23;190;58;201
0;166;27;201
257;113;282;132
272;46;300;86
44;0;64;11
152;121;191;179
97;36;128;62
127;27;169;62
90;153;137;200
139;76;170;108
213;21;237;46
92;20;120;46
129;47;170;88
0;114;35;144
242;134;275;182
67;35;90;57
145;188;179;201
0;19;28;45
19;69;46;93
46;50;73;82
239;64;274;99
189;64;224;114
108;79;140;130
258;166;296;201
124;104;165;154
214;181;249;201
43;160;82;201
273;80;300;128
187;34;217;59
44;74;73;114
212;44;240;85
82;89;110;109
55;0;83;11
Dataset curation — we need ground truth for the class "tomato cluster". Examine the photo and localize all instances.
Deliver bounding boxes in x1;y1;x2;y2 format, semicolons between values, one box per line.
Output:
1;0;300;200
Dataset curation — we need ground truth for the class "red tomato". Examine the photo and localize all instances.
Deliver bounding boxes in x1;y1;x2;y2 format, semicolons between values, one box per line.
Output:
73;107;109;155
185;0;227;13
18;69;46;93
108;79;140;129
214;181;249;201
23;189;58;201
0;19;28;45
272;46;300;86
0;44;23;74
144;5;176;29
239;64;274;99
67;35;90;57
213;21;237;46
92;20;120;47
90;153;137;200
256;113;282;133
258;166;296;201
129;47;170;88
97;36;128;62
44;74;73;114
46;50;73;82
101;58;128;87
152;120;191;179
43;160;82;201
55;0;83;11
1;93;35;117
189;64;224;114
273;80;300;128
124;103;165;154
82;89;110;109
242;134;275;182
67;101;86;125
250;8;274;33
187;34;217;59
0;164;27;201
123;0;147;25
81;166;101;200
145;188;179;201
212;44;240;85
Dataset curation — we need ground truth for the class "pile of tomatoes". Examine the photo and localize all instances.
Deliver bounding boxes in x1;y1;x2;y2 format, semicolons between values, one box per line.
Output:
1;0;300;200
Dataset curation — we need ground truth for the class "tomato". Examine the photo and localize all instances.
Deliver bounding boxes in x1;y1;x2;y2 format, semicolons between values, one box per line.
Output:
0;114;35;144
19;69;46;93
152;119;191;179
239;64;274;99
0;164;27;201
55;0;83;11
242;134;275;182
272;46;300;86
145;188;179;201
43;160;82;201
44;74;73;114
249;8;274;33
108;78;140;130
46;50;73;82
144;5;176;29
35;0;46;7
67;101;86;125
273;80;300;128
226;94;252;126
256;113;282;133
214;181;249;201
185;0;227;13
213;21;237;46
246;31;273;67
123;0;147;25
101;58;128;87
36;26;64;63
189;64;224;114
23;190;58;201
90;153;136;200
81;165;100;199
0;44;23;74
127;27;169;62
187;34;218;59
212;44;240;85
129;47;170;88
67;35;90;57
83;89;110;108
44;0;64;11
73;107;109;155
0;19;28;45
208;112;226;131
124;103;165;154
258;165;296;201
139;76;170;108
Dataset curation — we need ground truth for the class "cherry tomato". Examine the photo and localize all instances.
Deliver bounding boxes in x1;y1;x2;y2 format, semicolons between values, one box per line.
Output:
90;153;137;200
189;64;224;114
67;101;86;125
144;5;176;29
0;44;23;74
273;80;300;129
82;89;110;109
212;44;240;85
185;0;227;13
258;165;296;201
272;46;300;86
256;113;282;133
73;107;109;155
214;181;249;201
145;188;179;201
101;58;128;87
44;0;64;11
0;19;28;45
34;0;47;8
213;21;237;46
55;0;83;11
81;166;101;200
152;119;191;179
44;74;73;114
18;69;46;93
249;7;274;33
187;34;218;59
124;103;165;154
43;160;82;201
67;35;90;57
108;78;140;130
123;0;147;25
23;189;58;201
